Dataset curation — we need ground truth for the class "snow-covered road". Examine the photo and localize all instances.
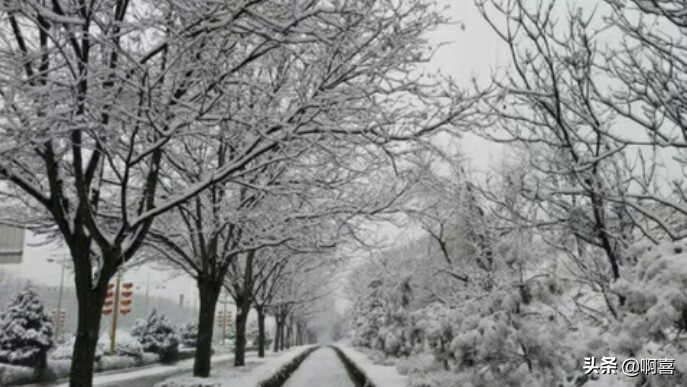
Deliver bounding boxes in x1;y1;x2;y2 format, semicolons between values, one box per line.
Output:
282;347;356;387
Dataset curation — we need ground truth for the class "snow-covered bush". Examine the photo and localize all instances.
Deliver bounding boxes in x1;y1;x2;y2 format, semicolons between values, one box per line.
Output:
98;331;144;359
52;331;145;361
131;309;179;362
411;303;455;369
380;277;414;357
179;322;198;348
0;287;54;368
605;241;687;386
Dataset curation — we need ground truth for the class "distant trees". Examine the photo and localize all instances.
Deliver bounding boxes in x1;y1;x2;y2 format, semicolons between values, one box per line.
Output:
341;1;687;386
0;287;54;369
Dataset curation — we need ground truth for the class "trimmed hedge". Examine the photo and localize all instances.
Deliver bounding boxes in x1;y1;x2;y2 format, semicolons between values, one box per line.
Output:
330;345;375;387
257;346;320;387
2;349;199;386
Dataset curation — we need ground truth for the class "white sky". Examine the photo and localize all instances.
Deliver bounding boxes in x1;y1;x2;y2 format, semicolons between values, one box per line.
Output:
2;0;506;303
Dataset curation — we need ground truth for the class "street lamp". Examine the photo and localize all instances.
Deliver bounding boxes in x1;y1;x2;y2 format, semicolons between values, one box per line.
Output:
47;254;70;343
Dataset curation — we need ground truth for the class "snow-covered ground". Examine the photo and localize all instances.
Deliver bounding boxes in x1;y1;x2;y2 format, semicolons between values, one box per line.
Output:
335;344;408;387
282;347;354;387
48;353;236;387
154;345;316;387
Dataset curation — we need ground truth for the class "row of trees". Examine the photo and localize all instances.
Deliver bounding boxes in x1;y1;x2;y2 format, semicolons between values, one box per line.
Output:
0;0;478;385
345;0;687;386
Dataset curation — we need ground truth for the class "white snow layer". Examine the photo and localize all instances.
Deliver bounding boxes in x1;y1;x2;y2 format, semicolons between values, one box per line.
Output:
154;345;315;387
335;344;408;387
51;353;234;387
282;347;355;387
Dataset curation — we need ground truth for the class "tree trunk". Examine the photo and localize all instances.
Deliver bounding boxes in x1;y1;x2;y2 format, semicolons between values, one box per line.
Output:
285;319;292;349
69;247;109;387
273;318;280;353
256;307;266;358
233;309;249;366
193;280;221;377
278;320;285;351
70;301;105;387
234;249;256;367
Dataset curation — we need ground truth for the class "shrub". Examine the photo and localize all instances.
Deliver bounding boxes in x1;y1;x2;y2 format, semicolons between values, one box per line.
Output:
131;309;179;362
179;322;198;348
98;331;144;359
0;287;54;368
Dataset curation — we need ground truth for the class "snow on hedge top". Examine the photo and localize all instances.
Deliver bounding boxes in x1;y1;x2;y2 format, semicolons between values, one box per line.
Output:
335;344;408;387
154;345;316;387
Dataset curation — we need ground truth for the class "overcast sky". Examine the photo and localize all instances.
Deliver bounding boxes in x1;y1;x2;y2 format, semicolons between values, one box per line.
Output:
3;0;507;303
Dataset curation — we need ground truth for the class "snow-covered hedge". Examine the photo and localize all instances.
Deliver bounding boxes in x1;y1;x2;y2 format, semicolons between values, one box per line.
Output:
100;331;145;359
51;337;106;361
51;331;144;361
333;345;407;387
132;309;180;363
0;363;36;386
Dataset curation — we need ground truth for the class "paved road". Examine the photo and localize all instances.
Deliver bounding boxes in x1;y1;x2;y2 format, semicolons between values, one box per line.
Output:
283;347;356;387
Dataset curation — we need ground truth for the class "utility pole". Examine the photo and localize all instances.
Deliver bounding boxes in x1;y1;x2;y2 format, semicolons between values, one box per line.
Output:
47;252;70;343
145;273;150;316
222;291;228;345
55;262;65;342
109;271;122;355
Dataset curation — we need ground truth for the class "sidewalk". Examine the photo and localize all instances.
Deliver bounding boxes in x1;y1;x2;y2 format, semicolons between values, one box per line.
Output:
50;353;239;387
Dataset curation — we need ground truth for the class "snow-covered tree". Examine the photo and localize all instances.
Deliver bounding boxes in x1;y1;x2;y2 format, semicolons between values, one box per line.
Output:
131;309;179;363
381;277;414;358
0;287;54;368
179;322;198;349
350;279;388;350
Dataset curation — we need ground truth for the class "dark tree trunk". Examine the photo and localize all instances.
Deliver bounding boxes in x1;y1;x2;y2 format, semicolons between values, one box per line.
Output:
277;320;284;351
273;318;280;353
285;319;292;349
69;246;109;387
233;250;255;367
233;309;249;366
296;323;302;345
193;280;221;377
256;307;266;358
